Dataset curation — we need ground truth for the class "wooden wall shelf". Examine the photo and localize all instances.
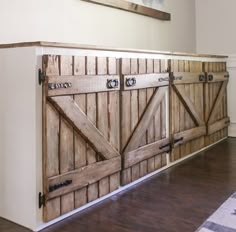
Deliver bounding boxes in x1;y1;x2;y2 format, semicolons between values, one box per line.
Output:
81;0;171;21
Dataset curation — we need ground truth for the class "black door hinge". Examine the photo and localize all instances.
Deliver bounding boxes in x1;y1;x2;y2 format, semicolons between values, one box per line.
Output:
38;69;45;85
39;192;46;208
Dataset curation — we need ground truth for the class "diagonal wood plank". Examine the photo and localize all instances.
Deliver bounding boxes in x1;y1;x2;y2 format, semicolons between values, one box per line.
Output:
48;96;119;160
173;85;205;126
124;138;170;168
47;156;121;200
208;81;228;124
173;126;206;147
123;86;168;153
208;117;230;135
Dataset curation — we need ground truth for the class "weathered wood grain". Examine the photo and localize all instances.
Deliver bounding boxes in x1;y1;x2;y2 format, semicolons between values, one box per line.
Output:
173;85;204;126
49;96;119;159
47;75;120;96
124;87;168;153
48;157;121;200
124;138;170;168
208;117;230;135
122;73;169;91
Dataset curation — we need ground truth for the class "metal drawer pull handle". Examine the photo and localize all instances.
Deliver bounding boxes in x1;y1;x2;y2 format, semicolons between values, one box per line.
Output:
126;77;136;87
159;77;169;82
49;179;72;192
174;137;184;144
159;143;171;150
208;74;214;81
199;74;205;81
107;79;119;89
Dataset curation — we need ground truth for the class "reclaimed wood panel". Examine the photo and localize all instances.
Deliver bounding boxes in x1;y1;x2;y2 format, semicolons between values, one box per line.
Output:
203;62;228;146
121;58;168;185
170;60;204;161
74;56;87;209
43;55;121;221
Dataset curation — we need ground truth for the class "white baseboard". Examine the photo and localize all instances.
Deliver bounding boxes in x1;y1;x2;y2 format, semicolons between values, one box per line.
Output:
229;123;236;137
34;137;227;232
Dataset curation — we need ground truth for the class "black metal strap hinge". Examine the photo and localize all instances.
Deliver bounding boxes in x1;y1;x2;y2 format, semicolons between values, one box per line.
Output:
38;69;45;85
39;192;46;208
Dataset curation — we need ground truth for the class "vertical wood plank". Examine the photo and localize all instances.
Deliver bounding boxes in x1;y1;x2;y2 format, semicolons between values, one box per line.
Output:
204;62;210;146
154;59;163;165
154;59;161;142
108;57;120;192
189;61;197;153
146;59;156;173
138;58;147;177
147;59;155;145
209;63;215;144
121;58;132;185
173;60;180;161
160;60;167;164
59;56;74;214
74;56;87;208
178;60;186;158
130;58;140;181
191;61;203;151
60;118;74;214
45;103;60;221
86;56;99;202
97;57;110;197
184;60;191;155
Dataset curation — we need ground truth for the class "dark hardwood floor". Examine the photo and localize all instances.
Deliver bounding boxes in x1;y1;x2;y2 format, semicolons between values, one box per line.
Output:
1;138;236;232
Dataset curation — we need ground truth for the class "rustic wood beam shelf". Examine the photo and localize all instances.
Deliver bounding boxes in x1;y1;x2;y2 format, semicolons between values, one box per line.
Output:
81;0;171;21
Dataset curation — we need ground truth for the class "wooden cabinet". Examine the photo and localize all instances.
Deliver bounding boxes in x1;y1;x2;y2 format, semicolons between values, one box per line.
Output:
203;62;229;145
42;55;229;221
120;58;169;185
0;42;229;230
43;55;121;221
170;60;205;161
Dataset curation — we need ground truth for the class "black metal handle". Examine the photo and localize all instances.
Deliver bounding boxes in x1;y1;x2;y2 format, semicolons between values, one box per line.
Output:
159;77;169;82
126;77;136;87
107;79;119;89
49;179;72;192
208;74;214;81
199;74;205;82
159;143;171;150
174;137;184;144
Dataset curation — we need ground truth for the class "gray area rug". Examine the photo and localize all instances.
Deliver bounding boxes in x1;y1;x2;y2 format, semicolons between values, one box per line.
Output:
196;193;236;232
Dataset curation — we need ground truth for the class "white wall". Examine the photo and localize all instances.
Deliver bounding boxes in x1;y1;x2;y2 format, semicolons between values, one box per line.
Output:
196;0;236;136
0;0;196;52
0;47;39;230
196;0;236;55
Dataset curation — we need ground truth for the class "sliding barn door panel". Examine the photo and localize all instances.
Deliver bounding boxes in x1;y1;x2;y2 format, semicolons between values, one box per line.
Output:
204;62;229;145
120;58;169;185
170;60;205;162
42;55;121;222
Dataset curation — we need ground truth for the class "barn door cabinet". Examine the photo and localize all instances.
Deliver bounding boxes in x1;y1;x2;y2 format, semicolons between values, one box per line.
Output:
0;42;229;231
